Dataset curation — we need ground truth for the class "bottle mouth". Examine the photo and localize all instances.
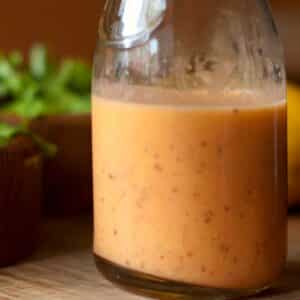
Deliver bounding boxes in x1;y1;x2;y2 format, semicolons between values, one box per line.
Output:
100;0;167;49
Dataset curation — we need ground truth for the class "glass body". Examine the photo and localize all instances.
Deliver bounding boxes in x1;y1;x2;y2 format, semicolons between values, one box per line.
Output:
92;0;287;298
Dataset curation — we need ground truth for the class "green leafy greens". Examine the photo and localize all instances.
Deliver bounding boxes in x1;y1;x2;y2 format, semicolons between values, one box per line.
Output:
0;44;90;151
0;44;91;119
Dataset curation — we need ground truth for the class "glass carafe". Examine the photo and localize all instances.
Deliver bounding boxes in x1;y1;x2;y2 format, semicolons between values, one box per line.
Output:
92;0;287;298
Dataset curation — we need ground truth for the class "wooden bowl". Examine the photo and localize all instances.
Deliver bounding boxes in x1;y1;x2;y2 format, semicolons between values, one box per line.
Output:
30;114;92;215
289;167;300;207
0;136;43;267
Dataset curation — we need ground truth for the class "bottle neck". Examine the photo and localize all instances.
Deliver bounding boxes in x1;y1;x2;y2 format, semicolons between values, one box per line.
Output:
100;0;167;49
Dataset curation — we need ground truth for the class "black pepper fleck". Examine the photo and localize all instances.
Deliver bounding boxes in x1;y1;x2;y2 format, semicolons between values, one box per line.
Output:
247;189;254;196
219;243;230;254
187;251;194;258
204;210;214;224
206;210;214;217
199;54;206;63
108;173;115;180
186;55;198;74
232;40;239;54
154;163;163;172
217;145;223;155
224;206;231;212
201;141;208;148
203;60;216;72
204;217;211;224
172;187;179;193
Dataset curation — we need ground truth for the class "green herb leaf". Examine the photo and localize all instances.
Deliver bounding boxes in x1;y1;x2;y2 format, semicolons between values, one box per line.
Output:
29;44;49;80
0;84;9;98
8;51;23;68
0;44;91;117
0;60;14;79
0;122;22;147
58;60;91;94
28;132;57;157
0;122;57;157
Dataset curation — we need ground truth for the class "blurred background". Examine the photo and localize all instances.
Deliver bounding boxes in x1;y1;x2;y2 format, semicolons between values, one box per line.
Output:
1;0;300;210
1;0;299;80
0;0;299;279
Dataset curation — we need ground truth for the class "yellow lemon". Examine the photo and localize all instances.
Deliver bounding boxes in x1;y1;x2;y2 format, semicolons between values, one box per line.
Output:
288;83;300;205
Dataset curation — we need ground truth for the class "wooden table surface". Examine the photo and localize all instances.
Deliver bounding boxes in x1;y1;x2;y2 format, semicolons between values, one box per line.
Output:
0;214;299;300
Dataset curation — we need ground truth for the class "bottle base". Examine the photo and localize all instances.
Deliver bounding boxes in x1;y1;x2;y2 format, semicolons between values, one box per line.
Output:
95;254;270;300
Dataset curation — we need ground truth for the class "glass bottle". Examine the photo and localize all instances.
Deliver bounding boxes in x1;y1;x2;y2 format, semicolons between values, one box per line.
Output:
92;0;287;298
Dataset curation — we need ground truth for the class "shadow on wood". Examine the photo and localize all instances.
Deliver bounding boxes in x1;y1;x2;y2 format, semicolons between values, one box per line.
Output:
29;216;93;262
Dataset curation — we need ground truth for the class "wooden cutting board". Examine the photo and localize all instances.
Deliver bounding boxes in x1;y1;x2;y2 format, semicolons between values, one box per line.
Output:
0;214;299;300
